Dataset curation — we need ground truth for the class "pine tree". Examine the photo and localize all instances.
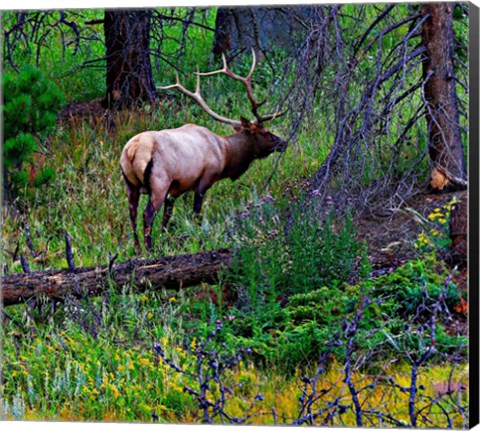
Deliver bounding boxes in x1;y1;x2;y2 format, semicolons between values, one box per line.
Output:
3;66;65;203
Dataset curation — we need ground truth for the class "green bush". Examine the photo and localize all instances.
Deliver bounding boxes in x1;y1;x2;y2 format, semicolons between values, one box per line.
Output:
227;200;367;306
287;207;369;294
3;66;65;202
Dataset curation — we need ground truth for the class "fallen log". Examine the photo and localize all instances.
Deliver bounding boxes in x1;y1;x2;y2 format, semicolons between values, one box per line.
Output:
2;248;232;307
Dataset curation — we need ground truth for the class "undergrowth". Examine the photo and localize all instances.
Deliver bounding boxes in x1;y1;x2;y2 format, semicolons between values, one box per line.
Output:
1;7;469;427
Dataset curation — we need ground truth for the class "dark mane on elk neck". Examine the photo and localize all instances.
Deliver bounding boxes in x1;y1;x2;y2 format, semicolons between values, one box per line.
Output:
120;50;287;251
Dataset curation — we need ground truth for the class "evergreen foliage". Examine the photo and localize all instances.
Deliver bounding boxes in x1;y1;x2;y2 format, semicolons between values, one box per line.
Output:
3;66;65;202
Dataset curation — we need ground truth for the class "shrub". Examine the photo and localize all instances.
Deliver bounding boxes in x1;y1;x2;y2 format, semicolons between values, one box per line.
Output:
227;199;368;307
3;66;65;203
287;207;369;294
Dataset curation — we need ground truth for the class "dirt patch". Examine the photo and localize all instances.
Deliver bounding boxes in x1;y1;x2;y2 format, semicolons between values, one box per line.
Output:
59;98;107;125
355;190;467;269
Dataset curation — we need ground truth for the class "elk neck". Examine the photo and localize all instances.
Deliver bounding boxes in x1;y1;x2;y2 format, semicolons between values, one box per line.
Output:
221;130;259;181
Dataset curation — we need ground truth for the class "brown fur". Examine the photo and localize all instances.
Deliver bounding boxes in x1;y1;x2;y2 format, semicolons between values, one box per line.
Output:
120;119;286;250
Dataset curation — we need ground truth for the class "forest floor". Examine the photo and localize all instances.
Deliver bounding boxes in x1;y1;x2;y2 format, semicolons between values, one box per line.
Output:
356;190;466;267
355;189;468;335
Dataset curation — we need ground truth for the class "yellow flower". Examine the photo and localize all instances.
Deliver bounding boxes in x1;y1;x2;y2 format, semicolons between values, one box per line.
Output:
140;295;148;302
117;365;125;372
139;357;150;366
169;297;176;303
115;353;121;362
147;312;154;320
110;384;120;399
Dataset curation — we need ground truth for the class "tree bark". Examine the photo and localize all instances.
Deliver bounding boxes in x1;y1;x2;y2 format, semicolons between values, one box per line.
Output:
421;3;467;190
449;197;467;265
104;10;157;109
2;249;232;307
212;7;311;57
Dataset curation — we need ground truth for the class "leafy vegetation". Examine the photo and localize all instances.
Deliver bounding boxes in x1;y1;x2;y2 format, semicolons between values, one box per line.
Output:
1;4;469;428
3;66;65;203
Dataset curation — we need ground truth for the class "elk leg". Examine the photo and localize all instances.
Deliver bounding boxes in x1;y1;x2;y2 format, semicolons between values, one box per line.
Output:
143;199;162;251
161;196;175;230
125;180;141;250
194;180;212;214
193;191;205;214
143;178;169;251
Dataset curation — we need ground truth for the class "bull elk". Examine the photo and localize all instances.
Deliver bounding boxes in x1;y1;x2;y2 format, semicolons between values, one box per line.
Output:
120;51;287;250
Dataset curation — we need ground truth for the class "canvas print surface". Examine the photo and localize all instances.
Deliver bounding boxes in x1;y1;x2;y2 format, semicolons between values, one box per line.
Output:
1;2;477;428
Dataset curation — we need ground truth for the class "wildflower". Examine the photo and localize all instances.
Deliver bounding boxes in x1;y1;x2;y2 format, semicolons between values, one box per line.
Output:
115;353;121;362
117;365;125;372
147;312;154;320
169;297;176;303
110;384;120;399
140;295;148;302
139;357;150;367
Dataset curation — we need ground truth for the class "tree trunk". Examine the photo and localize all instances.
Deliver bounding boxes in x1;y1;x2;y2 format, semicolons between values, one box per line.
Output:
212;7;312;57
449;197;467;265
104;10;157;109
2;249;232;307
421;3;467;190
212;8;233;56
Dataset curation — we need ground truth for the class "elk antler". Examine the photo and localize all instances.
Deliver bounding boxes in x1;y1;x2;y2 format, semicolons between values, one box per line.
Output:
197;49;285;124
158;68;242;128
